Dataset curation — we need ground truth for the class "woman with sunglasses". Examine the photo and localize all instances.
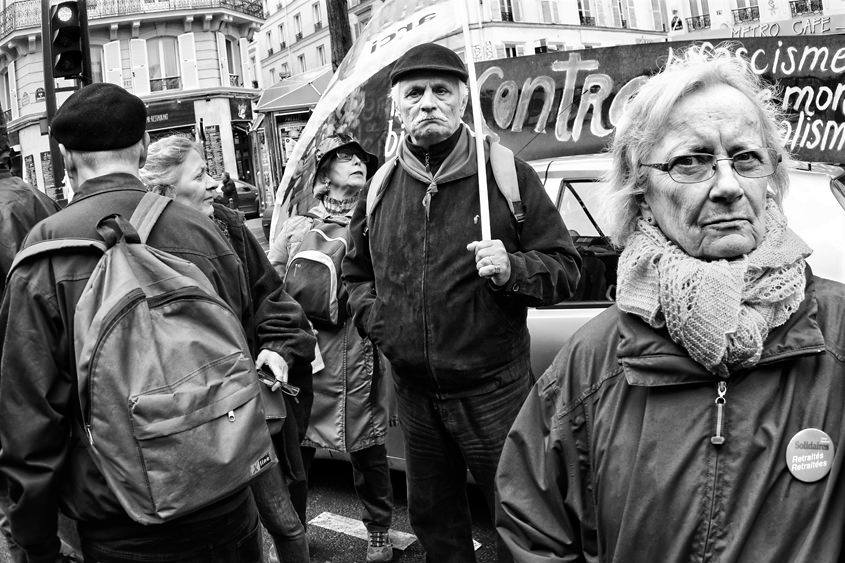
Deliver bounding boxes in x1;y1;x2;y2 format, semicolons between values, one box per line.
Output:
497;45;845;562
269;134;395;563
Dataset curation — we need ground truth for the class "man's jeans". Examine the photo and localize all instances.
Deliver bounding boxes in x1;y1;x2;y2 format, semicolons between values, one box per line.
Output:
394;357;532;563
79;494;262;563
250;464;310;562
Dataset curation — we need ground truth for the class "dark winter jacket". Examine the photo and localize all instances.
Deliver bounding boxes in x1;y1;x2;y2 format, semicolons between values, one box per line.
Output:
0;175;267;561
343;127;581;397
0;171;61;294
497;271;845;563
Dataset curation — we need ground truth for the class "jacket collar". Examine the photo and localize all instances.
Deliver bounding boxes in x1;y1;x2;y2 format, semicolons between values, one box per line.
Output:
69;173;147;205
617;270;825;387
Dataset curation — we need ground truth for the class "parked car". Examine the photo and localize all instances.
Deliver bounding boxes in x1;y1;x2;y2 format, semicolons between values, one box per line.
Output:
311;153;845;471
215;179;263;219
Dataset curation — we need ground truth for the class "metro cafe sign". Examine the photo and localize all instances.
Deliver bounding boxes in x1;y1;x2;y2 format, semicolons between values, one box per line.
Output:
458;35;845;165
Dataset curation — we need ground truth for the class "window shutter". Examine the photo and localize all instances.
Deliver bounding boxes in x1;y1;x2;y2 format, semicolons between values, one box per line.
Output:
516;44;525;56
103;40;123;85
512;0;522;21
496;45;505;59
7;61;17;120
178;33;199;89
239;38;250;87
216;32;229;87
130;39;150;95
491;0;502;21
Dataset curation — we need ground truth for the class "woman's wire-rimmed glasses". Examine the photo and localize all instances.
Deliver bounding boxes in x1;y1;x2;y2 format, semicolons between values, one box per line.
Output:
639;148;781;184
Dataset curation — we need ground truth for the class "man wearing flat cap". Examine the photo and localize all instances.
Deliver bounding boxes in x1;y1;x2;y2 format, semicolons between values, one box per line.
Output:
344;42;581;562
0;83;265;561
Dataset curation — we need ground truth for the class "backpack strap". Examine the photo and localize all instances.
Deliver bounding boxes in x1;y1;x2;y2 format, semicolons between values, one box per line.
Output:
489;142;525;224
9;238;107;276
364;157;398;235
130;192;172;244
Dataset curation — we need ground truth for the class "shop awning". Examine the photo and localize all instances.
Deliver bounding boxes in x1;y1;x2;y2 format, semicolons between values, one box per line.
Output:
248;113;265;132
256;68;334;113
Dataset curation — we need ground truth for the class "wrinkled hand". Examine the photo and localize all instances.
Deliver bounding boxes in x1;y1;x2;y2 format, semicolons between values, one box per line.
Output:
467;239;511;286
255;349;290;391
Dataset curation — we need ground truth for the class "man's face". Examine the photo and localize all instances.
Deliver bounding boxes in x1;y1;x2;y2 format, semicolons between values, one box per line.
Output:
395;73;467;149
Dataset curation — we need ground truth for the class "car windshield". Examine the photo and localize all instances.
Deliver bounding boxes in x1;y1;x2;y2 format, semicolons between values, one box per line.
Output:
553;180;611;238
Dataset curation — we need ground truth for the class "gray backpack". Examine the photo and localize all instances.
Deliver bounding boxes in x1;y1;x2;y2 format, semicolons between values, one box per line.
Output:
10;192;276;524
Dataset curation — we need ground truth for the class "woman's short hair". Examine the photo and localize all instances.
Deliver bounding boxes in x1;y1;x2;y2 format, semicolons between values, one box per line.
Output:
603;43;789;247
139;135;204;198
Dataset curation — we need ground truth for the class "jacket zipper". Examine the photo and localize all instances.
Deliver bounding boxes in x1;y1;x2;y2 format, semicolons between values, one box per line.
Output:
421;152;440;391
702;380;727;561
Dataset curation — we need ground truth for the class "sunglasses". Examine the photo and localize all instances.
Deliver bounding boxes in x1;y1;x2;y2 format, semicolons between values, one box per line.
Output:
334;149;368;163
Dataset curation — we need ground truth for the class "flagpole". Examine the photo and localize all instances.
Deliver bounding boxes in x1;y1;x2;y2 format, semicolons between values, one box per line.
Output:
458;0;491;241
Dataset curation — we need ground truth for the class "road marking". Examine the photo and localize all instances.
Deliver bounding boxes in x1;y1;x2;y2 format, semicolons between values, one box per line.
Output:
308;511;482;551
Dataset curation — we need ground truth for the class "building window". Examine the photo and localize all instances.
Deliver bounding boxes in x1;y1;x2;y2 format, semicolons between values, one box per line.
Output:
504;44;518;57
686;0;712;29
226;38;242;87
298;54;306;72
733;0;760;23
90;45;104;83
789;0;820;17
500;0;514;21
1;71;11;118
294;14;303;40
317;44;326;66
540;0;559;23
147;37;181;92
312;2;322;29
268;67;275;84
281;62;289;77
278;23;286;49
577;0;594;25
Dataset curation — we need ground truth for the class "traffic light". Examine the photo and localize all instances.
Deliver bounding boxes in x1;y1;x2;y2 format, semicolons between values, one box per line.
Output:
49;1;83;78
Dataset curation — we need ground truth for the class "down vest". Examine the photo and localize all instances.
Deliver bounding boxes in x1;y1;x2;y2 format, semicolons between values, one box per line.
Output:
497;272;845;563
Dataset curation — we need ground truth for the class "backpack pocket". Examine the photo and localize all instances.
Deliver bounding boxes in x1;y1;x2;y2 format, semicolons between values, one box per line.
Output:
129;352;276;521
285;250;339;325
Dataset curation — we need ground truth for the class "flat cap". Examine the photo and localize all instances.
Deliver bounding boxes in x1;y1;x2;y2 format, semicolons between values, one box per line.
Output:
389;42;468;86
51;83;147;151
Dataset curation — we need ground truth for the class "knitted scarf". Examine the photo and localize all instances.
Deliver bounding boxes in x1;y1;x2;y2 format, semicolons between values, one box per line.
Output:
398;125;476;219
323;195;358;216
616;199;812;376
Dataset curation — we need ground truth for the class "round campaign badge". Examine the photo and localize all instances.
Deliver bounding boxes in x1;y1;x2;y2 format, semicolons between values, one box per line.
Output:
785;428;834;483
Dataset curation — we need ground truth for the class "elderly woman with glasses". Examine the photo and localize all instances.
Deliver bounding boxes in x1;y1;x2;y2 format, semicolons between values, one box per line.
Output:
269;134;395;563
495;46;845;562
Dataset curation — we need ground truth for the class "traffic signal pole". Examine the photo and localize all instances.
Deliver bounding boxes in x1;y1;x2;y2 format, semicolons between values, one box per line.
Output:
41;0;64;200
40;0;91;202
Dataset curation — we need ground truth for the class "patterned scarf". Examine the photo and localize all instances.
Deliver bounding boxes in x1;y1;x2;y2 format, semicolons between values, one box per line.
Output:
398;125;476;220
616;199;812;376
323;195;358;216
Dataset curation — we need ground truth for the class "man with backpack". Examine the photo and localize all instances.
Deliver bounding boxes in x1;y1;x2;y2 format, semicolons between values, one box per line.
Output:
0;83;303;561
343;42;581;562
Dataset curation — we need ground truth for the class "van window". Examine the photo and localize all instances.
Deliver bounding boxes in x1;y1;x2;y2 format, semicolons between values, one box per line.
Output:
547;178;619;303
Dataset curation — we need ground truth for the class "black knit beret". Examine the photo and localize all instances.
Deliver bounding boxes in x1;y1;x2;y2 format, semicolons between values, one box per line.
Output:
51;83;147;151
389;42;468;86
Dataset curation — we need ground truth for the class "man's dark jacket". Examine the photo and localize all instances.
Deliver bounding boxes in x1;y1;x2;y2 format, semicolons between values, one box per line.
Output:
0;174;282;561
0;171;61;293
343;129;581;397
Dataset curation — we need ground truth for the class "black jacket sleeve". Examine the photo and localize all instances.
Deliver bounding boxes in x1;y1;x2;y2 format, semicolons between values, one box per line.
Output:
341;191;377;337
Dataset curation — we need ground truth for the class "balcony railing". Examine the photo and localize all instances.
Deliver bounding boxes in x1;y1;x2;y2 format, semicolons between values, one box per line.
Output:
685;14;711;30
295;31;303;40
500;10;514;21
267;47;274;55
620;18;627;28
579;14;595;26
790;0;823;16
0;0;264;39
279;41;286;49
314;20;322;30
732;5;760;23
150;76;182;92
